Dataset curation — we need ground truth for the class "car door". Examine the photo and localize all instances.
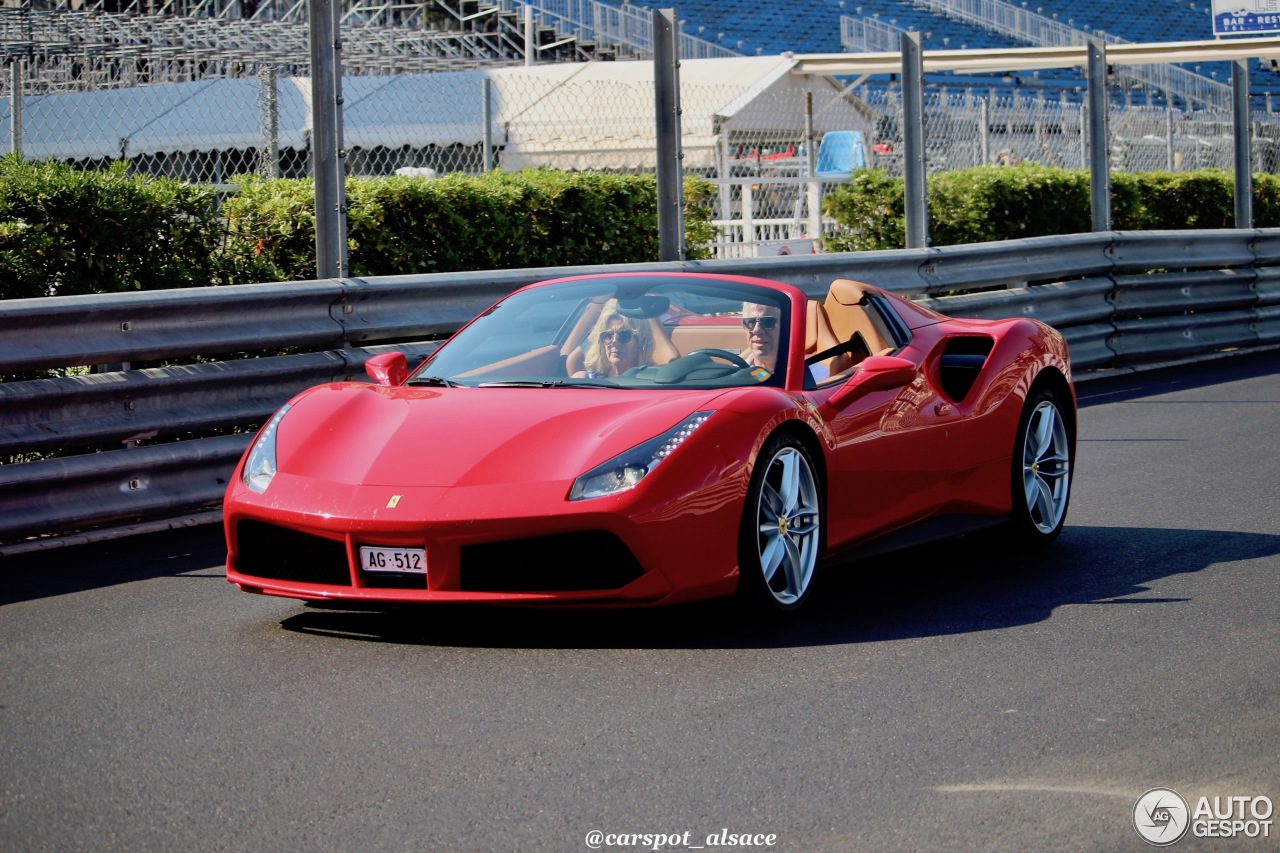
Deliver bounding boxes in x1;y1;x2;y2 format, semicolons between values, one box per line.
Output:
808;302;957;550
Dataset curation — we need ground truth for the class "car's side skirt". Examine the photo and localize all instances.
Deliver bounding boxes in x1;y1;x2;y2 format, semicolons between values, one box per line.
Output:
822;513;1009;567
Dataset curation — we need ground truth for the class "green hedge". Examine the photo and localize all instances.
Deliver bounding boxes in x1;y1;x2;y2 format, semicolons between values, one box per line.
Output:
823;164;1280;251
222;169;717;282
4;158;1276;299
0;163;717;298
0;157;226;298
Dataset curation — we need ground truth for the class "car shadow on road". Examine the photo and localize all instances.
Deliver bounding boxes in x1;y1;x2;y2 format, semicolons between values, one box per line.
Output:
278;523;1280;650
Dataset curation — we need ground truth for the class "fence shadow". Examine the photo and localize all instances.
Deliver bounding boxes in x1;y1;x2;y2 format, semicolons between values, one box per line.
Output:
0;523;228;606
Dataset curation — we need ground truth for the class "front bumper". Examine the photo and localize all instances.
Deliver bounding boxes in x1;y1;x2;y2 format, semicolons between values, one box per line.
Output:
224;472;746;607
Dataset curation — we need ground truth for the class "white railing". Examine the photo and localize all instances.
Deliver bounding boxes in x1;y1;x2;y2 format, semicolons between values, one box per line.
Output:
494;0;739;60
840;15;911;54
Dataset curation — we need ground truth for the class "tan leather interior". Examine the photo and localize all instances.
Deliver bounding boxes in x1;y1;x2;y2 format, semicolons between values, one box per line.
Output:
458;344;563;379
805;299;854;378
668;323;743;357
824;279;898;356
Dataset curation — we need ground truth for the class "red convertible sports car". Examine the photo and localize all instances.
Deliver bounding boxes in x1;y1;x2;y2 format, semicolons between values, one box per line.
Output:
224;272;1075;612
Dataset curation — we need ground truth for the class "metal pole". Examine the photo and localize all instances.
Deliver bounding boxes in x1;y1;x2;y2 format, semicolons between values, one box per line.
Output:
1232;59;1253;229
309;0;343;278
525;3;535;66
482;77;494;171
332;0;348;277
979;98;989;165
654;9;684;262
1087;40;1111;232
804;91;821;239
1166;104;1174;172
264;65;280;178
718;132;732;230
9;60;21;160
1079;104;1087;170
901;32;927;249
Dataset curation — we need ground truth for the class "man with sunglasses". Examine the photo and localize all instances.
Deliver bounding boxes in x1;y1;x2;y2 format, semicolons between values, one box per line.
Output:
740;302;783;374
741;301;828;384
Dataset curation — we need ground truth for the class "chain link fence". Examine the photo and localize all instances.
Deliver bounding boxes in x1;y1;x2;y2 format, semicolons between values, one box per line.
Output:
863;86;1280;175
6;5;1280;257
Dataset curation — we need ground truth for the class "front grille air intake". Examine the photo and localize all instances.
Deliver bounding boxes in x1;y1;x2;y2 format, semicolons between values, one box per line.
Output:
460;531;644;592
235;520;352;586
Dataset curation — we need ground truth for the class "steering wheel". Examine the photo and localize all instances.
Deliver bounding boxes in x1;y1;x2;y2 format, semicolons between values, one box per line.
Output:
685;349;751;369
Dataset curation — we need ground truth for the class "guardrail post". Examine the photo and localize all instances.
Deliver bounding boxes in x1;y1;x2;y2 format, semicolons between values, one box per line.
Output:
654;8;685;262
1233;58;1253;229
901;31;928;249
1087;40;1111;232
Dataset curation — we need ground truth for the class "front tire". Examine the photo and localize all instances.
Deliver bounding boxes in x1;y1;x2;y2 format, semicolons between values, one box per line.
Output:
737;434;822;612
1010;386;1073;545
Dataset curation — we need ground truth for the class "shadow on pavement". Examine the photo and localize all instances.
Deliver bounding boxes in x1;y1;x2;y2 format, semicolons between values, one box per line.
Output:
0;523;228;606
278;524;1280;650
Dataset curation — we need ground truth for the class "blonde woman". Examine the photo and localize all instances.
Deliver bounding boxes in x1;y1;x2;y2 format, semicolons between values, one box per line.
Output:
574;303;655;378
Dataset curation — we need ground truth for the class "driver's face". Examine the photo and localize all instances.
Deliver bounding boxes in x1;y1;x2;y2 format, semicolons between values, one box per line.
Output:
742;303;781;370
601;318;639;373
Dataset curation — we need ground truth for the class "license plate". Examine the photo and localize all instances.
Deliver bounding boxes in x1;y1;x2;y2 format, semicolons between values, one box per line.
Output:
359;545;427;574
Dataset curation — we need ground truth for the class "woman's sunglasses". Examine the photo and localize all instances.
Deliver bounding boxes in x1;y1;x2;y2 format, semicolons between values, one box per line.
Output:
599;329;636;345
741;316;779;331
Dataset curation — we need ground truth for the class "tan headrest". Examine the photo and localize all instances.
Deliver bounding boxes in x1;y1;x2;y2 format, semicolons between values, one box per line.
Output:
827;278;879;306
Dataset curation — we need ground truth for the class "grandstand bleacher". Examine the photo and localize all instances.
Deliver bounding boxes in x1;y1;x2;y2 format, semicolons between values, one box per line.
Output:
643;0;1280;104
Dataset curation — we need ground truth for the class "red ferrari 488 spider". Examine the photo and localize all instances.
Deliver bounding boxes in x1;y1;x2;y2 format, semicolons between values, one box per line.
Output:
224;272;1075;612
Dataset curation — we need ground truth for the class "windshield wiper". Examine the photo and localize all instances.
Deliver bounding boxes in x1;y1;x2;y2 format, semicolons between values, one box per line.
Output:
476;379;601;388
406;375;462;388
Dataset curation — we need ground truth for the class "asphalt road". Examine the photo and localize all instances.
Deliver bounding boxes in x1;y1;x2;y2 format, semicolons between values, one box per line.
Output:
2;351;1278;853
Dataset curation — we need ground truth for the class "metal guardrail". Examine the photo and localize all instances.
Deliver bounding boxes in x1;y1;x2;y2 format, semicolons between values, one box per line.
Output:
2;229;1278;543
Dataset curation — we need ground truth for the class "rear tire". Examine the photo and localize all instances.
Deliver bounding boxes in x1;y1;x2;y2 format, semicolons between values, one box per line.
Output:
737;434;822;613
1010;385;1073;546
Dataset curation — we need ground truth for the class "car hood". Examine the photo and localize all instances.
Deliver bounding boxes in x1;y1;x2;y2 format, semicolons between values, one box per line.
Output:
274;383;729;488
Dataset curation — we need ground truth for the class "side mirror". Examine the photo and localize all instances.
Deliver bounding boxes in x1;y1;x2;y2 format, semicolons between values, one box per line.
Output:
365;351;408;387
823;355;916;412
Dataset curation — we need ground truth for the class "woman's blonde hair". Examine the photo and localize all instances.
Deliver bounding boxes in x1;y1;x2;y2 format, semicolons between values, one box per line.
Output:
582;301;654;376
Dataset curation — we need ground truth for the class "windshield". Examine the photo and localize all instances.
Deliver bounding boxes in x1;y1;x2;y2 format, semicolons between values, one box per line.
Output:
410;276;793;390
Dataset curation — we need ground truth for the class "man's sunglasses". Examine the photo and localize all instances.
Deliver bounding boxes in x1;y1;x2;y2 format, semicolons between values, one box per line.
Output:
741;316;779;331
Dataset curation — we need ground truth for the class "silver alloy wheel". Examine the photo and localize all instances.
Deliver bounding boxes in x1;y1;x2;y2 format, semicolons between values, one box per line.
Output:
754;446;821;606
1022;399;1071;534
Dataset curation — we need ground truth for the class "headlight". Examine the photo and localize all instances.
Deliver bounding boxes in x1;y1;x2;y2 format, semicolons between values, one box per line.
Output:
242;404;291;494
569;411;714;501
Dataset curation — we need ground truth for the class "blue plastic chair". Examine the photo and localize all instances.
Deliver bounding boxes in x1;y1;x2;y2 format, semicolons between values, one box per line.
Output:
815;131;867;176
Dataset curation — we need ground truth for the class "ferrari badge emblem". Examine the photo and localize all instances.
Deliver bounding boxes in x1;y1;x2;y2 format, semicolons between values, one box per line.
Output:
386;495;402;509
